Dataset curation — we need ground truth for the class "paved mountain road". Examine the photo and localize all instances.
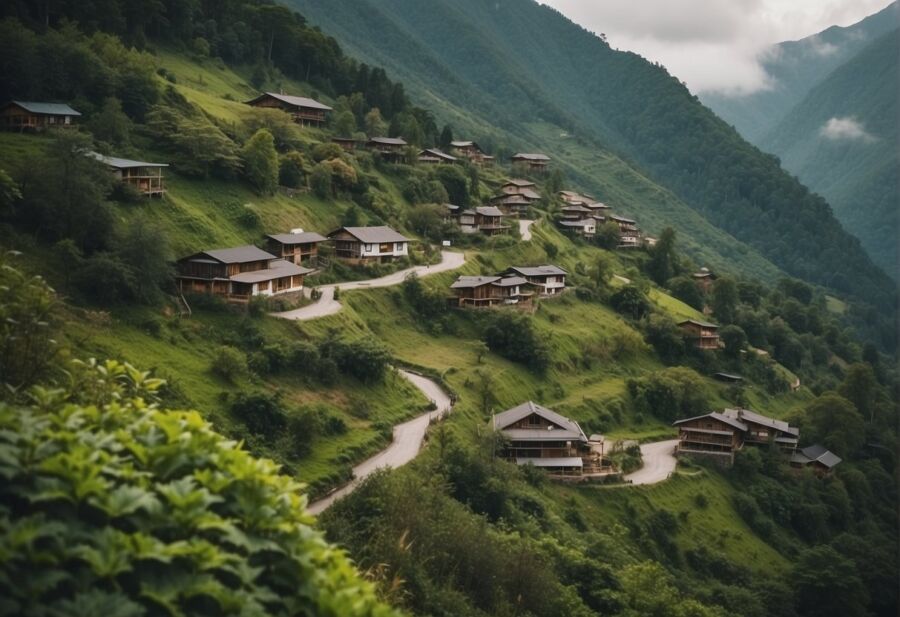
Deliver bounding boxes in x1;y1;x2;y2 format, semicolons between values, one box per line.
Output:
519;219;535;241
307;369;452;515
623;439;679;485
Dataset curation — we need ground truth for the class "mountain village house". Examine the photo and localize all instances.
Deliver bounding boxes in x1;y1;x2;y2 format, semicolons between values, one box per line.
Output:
558;217;597;238
367;137;408;162
87;152;168;197
176;245;311;301
491;193;531;217
449;275;532;308
328;226;410;263
417;148;457;165
331;137;359;152
505;265;567;296
450;140;493;166
692;267;717;292
245;92;332;126
678;319;720;350
511;153;550;172
500;179;542;201
610;214;642;248
493;401;606;477
265;231;327;266
0;101;81;130
459;206;509;235
790;445;842;476
673;408;802;465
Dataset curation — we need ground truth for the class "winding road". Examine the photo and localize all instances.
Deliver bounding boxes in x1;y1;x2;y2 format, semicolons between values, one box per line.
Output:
307;369;453;515
273;250;466;321
519;219;535;241
623;439;679;485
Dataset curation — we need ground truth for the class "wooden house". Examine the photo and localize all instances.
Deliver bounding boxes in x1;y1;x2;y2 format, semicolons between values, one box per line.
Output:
473;206;509;235
559;190;596;205
86;152;168;197
610;214;641;248
790;445;841;475
265;231;327;266
0;101;80;130
245;92;332;126
692;267;717;292
327;226;410;263
367;137;408;162
417;148;457;165
724;408;799;450
674;408;801;465
450;140;492;165
493;401;590;475
450;275;531;308
176;245;311;301
558;218;597;238
490;193;531;217
442;203;461;222
511;153;550;172
331;137;359;152
504;265;567;296
678;319;720;350
559;204;593;221
500;179;537;195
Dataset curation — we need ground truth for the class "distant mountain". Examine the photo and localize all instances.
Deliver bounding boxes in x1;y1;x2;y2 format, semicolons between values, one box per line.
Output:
289;0;895;309
761;30;898;278
701;2;899;143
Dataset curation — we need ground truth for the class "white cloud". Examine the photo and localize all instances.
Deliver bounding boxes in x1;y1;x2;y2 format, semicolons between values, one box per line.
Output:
539;0;893;94
820;117;877;142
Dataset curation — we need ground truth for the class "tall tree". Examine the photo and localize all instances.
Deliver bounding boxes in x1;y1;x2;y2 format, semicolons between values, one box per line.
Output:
711;277;739;324
241;128;278;195
646;227;679;285
439;124;453;149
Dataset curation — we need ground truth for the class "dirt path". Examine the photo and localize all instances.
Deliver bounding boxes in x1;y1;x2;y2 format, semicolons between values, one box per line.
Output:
623;439;679;485
519;219;535;241
273;250;466;321
307;370;453;515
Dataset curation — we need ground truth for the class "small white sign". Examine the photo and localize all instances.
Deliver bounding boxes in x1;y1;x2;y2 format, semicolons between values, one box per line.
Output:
442;240;451;247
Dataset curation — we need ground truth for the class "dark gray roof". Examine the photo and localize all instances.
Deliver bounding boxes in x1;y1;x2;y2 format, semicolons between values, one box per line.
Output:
610;214;636;223
450;275;501;289
86;151;168;169
726;408;799;436
512;153;550;161
561;204;593;213
476;206;505;217
418;148;457;161
793;445;842;468
493;401;588;443
7;101;81;116
229;259;312;283
520;188;542;200
266;232;327;245
673;411;748;432
247;92;332;111
368;137;408;146
678;319;718;328
443;203;461;211
189;245;276;264
559;219;596;228
504;178;536;187
496;276;527;287
330;226;410;243
507;265;567;277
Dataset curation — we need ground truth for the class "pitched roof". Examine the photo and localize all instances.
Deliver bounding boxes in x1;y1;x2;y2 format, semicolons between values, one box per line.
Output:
520;188;542;200
247;92;332;111
329;226;411;243
86;151;168;169
266;232;327;245
512;153;550;161
586;201;611;210
187;245;276;264
368;136;408;146
507;265;567;277
6;101;81;116
561;204;593;213
492;194;530;205
725;408;799;436
493;401;588;442
418;148;457;161
450;275;501;289
678;319;718;329
476;206;505;217
673;411;748;432
496;276;527;287
792;444;842;468
559;219;596;228
516;457;583;468
443;203;461;211
451;140;482;151
610;214;636;223
229;259;312;283
503;178;536;188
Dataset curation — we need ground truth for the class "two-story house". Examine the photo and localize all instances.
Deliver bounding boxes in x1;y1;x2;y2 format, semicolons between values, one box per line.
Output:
328;226;411;263
511;153;550;172
493;401;590;475
86;152;168;197
265;231;328;266
678;319;720;350
449;275;532;308
504;265;567;296
245;92;332;126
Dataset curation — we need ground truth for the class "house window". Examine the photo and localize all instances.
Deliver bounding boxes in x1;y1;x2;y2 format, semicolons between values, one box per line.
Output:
528;415;541;426
365;244;373;252
395;242;404;251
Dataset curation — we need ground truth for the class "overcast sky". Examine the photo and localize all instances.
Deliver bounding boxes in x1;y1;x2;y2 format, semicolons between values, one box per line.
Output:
539;0;892;96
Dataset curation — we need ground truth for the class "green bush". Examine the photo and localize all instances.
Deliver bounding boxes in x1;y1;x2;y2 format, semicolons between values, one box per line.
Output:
211;345;247;383
0;360;398;617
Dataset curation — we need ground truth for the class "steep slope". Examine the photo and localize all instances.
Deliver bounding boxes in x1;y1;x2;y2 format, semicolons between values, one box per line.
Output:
760;30;898;278
701;1;898;142
289;0;895;310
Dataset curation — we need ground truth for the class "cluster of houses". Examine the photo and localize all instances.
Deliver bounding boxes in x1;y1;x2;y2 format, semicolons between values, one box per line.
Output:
450;265;566;308
556;189;644;248
174;226;411;302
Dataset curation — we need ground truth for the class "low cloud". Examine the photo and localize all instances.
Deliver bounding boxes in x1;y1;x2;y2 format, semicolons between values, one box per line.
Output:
820;117;877;142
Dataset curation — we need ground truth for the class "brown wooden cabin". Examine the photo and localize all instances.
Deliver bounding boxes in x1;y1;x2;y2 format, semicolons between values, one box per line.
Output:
559;204;593;221
790;445;841;476
0;101;80;131
726;408;799;450
245;92;332;126
327;226;410;263
500;178;537;195
490;193;531;217
367;137;408;162
692;267;717;292
511;153;550;172
176;245;311;302
678;319;720;350
450;275;532;308
674;408;801;466
450;140;493;166
417;148;457;165
331;137;359;152
558;218;597;238
473;206;509;235
265;231;327;266
87;152;168;197
504;265;567;296
559;190;596;205
610;214;641;248
493;401;591;476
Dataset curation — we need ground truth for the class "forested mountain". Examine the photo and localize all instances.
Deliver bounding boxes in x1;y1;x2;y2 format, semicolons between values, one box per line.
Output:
701;2;898;143
759;30;898;279
289;0;896;314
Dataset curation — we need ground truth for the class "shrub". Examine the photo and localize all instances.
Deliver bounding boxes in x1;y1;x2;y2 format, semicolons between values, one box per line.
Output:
241;129;279;195
211;345;247;382
483;312;550;373
230;392;287;438
610;285;651;320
